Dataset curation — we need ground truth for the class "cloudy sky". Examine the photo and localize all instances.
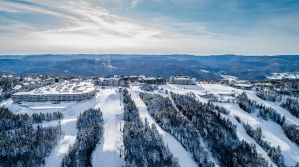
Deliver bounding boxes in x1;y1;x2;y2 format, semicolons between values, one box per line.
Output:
0;0;298;55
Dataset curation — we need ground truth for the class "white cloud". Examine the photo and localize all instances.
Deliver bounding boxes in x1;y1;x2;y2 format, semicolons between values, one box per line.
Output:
0;0;298;55
131;0;141;8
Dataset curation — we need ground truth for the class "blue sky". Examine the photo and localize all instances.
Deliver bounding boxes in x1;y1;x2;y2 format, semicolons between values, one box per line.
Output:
0;0;298;55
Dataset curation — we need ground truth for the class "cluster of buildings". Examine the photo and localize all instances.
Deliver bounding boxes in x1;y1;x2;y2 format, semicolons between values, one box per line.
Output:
96;77;130;87
12;81;96;103
169;75;196;85
11;75;198;103
96;75;191;87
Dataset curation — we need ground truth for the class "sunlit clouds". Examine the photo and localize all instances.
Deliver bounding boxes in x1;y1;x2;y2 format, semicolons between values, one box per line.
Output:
0;0;299;55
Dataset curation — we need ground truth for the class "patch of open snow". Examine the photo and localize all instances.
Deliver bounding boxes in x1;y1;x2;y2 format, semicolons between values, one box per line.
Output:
200;69;209;73
221;113;277;166
130;87;200;167
159;84;206;95
44;96;97;167
267;72;299;79
91;88;125;167
199;83;242;95
216;102;299;166
221;74;238;80
3;101;76;115
246;91;299;126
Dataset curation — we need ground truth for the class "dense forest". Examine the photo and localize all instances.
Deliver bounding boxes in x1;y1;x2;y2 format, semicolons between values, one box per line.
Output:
281;98;299;118
122;89;179;167
140;92;215;166
0;107;62;131
0;107;61;167
62;108;103;167
170;92;268;167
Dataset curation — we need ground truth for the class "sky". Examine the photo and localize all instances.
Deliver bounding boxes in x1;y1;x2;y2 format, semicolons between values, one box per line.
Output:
0;0;299;55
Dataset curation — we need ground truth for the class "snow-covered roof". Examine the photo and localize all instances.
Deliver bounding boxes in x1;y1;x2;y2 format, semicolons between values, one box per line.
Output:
14;81;95;96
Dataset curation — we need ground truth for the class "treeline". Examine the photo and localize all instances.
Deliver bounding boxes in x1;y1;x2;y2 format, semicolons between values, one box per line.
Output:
122;89;179;167
257;104;285;125
243;123;285;166
256;90;282;102
281;98;299;118
256;90;299;119
140;92;215;166
170;92;268;167
0;108;61;167
0;77;20;100
256;103;299;147
237;92;255;113
282;124;299;146
0;107;63;131
62;108;103;167
237;94;299;147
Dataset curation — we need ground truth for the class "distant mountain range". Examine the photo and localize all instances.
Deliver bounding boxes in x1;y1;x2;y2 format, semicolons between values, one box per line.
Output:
0;54;299;80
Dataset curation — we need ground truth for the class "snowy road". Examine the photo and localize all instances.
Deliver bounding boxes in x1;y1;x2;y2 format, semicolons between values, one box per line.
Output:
91;89;125;167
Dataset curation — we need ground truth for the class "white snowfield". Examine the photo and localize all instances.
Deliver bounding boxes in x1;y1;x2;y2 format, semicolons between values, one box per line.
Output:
91;89;125;167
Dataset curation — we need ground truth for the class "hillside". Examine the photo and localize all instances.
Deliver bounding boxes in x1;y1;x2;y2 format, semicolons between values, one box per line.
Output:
0;55;299;80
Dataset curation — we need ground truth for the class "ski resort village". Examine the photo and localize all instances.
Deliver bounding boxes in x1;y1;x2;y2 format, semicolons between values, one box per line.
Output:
0;74;299;167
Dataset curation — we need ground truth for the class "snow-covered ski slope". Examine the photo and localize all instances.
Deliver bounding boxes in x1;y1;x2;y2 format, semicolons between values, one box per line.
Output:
159;83;299;166
92;88;125;167
1;84;299;166
130;88;199;167
0;88;125;167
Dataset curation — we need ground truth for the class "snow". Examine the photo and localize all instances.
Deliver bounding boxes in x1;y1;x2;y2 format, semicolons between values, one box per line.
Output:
215;102;299;166
267;72;299;79
166;84;299;166
2;101;76;115
0;93;98;166
44;96;97;167
200;69;209;73
221;74;238;80
215;109;277;167
199;83;242;95
13;85;22;90
159;84;206;95
129;88;199;167
246;91;299;126
91;88;125;167
14;81;95;95
1;84;298;166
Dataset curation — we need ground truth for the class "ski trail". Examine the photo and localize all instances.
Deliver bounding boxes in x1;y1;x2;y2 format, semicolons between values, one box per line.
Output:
91;89;125;167
44;96;97;167
130;89;198;167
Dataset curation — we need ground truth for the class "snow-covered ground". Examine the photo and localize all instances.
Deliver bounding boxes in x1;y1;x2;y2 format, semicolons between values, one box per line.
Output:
1;83;298;166
218;102;299;166
267;72;299;79
129;88;199;167
92;88;125;167
0;96;98;167
246;91;299;126
44;96;97;167
198;83;242;95
159;84;206;95
0;88;125;167
160;83;299;166
216;109;277;167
